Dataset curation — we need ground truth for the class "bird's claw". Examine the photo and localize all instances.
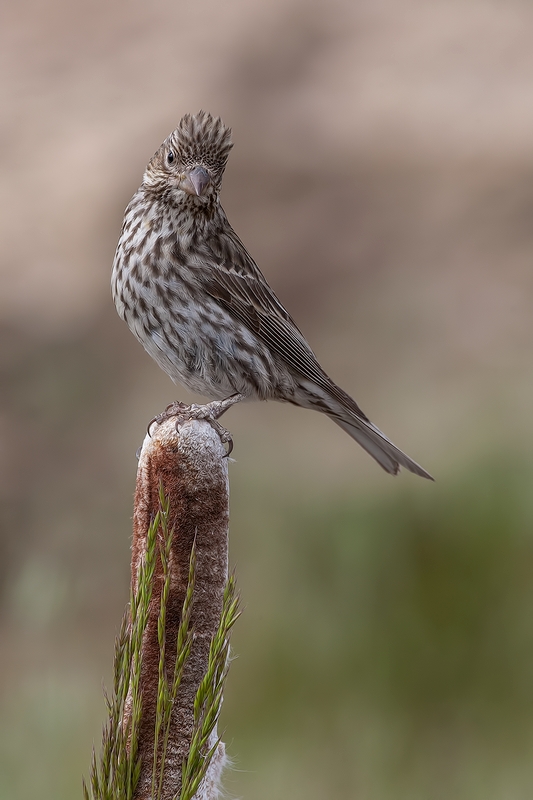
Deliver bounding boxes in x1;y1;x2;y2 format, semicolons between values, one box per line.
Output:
147;402;190;435
210;422;233;457
149;400;235;456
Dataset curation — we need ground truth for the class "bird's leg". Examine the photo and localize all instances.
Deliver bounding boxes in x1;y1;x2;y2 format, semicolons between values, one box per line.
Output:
179;394;245;456
149;394;245;456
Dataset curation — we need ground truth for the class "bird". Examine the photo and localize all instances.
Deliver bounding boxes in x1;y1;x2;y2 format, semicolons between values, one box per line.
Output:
112;111;432;479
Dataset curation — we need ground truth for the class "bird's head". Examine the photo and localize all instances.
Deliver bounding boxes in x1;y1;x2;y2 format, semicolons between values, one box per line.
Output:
143;111;233;203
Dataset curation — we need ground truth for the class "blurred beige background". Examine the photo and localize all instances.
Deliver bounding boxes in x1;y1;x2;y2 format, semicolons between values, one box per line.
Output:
2;1;533;798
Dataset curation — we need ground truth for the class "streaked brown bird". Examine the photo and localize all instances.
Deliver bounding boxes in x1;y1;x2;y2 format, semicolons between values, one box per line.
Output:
112;111;432;478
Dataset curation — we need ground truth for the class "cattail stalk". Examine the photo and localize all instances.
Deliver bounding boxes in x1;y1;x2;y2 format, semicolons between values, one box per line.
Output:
85;416;238;800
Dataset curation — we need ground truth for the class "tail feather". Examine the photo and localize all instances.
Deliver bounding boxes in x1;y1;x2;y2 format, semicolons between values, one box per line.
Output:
332;416;433;480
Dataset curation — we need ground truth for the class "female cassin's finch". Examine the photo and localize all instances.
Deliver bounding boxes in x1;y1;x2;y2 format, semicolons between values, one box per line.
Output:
112;111;432;478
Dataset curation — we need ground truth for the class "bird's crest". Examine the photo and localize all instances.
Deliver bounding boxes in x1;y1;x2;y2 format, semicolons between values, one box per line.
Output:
169;111;233;183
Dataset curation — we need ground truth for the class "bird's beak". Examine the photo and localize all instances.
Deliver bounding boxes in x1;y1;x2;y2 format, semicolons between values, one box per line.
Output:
180;166;212;197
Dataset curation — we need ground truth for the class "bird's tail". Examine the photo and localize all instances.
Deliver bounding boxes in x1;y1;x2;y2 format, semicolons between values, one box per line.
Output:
331;415;433;479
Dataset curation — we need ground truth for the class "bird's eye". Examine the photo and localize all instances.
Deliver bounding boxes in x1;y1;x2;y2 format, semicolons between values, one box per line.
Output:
167;150;175;164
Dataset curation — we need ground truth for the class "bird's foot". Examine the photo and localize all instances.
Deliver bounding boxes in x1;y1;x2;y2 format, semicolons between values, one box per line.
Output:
149;395;244;456
147;402;189;435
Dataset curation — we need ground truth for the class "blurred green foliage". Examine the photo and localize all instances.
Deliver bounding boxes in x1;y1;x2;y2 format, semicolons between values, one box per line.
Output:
2;456;533;799
222;456;533;799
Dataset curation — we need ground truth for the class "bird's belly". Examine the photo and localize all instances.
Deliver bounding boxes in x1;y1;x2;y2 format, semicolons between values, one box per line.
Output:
147;327;238;399
123;289;294;401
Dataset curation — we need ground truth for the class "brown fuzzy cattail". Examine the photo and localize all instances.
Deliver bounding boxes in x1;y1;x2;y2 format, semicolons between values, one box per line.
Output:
128;416;230;800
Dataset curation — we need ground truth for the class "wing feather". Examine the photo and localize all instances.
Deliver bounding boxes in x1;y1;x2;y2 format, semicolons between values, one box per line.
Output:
199;226;369;421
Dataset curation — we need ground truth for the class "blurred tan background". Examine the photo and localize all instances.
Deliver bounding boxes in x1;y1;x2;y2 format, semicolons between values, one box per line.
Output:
2;0;533;797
